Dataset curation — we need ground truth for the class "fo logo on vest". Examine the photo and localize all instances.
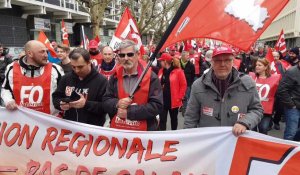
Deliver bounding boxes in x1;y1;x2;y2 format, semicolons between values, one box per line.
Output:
256;83;270;101
20;86;44;107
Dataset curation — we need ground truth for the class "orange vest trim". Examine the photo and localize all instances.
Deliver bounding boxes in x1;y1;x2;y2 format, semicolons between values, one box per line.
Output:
110;62;151;131
13;62;52;114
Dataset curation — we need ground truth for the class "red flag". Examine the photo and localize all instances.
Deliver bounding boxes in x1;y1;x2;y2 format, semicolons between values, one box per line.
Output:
109;7;143;54
265;48;278;74
61;19;69;46
161;0;289;51
274;29;287;57
183;40;193;51
37;31;57;58
94;35;101;44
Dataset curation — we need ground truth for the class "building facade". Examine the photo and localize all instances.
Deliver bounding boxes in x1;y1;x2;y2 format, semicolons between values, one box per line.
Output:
0;0;90;47
100;0;141;45
259;0;300;48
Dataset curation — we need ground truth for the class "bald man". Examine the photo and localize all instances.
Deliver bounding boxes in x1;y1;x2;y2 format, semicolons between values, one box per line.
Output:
98;46;117;80
1;40;64;115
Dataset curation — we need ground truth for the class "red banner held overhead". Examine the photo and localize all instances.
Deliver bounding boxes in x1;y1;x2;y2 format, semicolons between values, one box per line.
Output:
61;19;69;46
160;0;290;51
37;31;57;58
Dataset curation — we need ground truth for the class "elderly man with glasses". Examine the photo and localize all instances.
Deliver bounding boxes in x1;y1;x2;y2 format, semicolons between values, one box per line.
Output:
103;39;163;131
184;46;263;136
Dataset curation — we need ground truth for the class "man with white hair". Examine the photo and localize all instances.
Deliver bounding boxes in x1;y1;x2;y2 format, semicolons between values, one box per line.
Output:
202;49;213;74
103;39;163;131
184;46;263;136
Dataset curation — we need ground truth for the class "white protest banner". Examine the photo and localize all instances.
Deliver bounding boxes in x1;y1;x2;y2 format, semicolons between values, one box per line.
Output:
0;107;299;174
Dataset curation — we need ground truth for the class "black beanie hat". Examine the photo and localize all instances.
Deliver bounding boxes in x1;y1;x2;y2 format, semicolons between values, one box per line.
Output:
290;47;299;56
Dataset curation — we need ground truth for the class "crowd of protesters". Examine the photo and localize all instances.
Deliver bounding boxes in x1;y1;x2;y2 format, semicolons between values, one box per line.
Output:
1;39;300;140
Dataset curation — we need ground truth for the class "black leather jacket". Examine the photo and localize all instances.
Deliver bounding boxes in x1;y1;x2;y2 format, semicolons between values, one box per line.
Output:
277;64;300;109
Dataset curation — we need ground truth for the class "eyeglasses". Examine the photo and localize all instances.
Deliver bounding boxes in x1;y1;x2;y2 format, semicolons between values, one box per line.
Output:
213;59;233;64
118;52;135;58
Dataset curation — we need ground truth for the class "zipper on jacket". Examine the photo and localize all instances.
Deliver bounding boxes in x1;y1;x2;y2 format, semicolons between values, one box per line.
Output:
76;109;79;122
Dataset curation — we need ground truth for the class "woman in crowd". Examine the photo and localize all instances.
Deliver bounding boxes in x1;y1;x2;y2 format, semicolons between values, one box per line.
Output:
158;53;187;130
249;58;281;134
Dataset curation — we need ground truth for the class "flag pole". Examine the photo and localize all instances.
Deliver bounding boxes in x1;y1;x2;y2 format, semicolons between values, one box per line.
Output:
81;25;87;50
129;0;192;98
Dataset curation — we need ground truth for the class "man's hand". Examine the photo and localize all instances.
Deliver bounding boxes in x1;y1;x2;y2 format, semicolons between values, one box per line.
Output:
117;97;132;109
60;101;70;111
6;100;18;111
117;108;127;119
69;94;86;109
232;123;247;136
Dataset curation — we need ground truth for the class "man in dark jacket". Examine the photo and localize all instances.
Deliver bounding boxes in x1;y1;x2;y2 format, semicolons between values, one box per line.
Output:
103;39;163;131
52;48;107;126
277;58;300;140
0;43;12;86
180;50;195;115
184;46;263;136
285;47;299;66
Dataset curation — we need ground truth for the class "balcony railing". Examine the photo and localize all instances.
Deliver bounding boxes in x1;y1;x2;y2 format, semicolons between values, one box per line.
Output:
79;6;88;13
45;0;60;6
65;2;74;10
31;0;89;13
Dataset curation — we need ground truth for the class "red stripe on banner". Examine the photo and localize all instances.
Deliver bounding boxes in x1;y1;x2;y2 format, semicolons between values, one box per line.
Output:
0;166;18;172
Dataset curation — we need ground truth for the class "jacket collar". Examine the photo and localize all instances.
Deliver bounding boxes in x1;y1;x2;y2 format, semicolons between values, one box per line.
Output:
203;68;253;92
19;56;43;70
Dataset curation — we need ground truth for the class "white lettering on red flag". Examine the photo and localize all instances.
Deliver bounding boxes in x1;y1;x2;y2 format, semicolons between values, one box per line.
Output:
110;8;143;52
61;19;69;46
275;29;287;56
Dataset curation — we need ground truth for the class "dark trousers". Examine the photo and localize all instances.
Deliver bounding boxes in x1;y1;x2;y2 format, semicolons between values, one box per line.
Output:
273;97;284;124
159;108;179;130
294;129;300;141
253;114;272;135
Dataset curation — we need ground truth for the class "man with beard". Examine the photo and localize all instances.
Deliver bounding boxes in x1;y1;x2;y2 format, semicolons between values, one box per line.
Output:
286;47;299;66
98;46;117;80
103;39;163;131
88;39;102;67
1;40;64;115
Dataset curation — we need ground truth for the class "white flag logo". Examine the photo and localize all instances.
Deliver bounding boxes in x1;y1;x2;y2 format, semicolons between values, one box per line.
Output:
225;0;269;32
